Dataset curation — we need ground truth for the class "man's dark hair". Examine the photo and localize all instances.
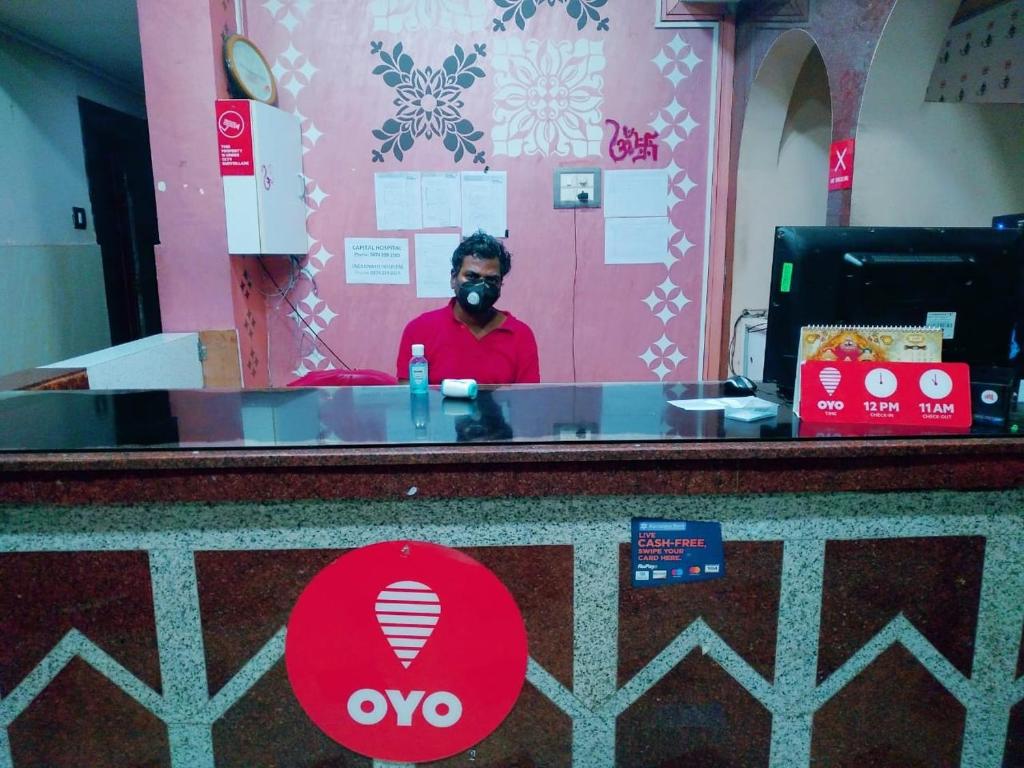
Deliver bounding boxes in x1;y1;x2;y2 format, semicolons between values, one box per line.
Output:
451;230;512;277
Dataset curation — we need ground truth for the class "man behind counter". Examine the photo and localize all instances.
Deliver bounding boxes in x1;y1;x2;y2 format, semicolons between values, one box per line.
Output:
396;231;540;384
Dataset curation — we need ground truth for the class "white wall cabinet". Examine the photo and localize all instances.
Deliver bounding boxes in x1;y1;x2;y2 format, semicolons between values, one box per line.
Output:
216;99;306;255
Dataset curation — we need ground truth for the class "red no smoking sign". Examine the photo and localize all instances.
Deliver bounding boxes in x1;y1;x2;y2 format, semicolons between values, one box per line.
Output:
285;541;528;763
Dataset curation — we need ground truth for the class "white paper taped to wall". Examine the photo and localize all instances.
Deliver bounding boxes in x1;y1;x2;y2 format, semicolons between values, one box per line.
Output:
344;238;410;284
604;169;669;218
415;233;460;298
604;216;671;265
461;171;507;237
375;172;423;231
422;172;461;229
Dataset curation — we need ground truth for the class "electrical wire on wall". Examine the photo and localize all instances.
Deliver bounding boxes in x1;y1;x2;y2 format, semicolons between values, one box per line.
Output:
728;308;767;376
257;255;353;370
571;208;580;382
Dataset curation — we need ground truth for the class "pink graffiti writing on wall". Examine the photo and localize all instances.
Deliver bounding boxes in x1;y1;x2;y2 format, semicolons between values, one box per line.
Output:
605;119;659;163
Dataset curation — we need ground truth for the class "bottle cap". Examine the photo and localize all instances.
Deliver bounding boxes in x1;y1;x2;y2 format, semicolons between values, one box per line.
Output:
411;343;425;357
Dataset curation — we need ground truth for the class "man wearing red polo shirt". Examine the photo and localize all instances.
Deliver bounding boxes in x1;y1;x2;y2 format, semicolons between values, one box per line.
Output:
396;231;540;384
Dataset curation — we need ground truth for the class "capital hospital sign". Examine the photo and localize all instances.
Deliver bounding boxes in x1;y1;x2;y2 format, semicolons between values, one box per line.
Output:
286;541;528;763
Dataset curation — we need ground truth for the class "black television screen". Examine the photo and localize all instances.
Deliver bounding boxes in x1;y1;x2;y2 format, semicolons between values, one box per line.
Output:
763;226;1024;396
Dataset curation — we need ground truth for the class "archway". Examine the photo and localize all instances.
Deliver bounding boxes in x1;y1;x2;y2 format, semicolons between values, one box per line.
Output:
729;30;832;376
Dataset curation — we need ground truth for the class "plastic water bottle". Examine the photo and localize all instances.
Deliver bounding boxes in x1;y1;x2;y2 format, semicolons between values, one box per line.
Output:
409;343;429;393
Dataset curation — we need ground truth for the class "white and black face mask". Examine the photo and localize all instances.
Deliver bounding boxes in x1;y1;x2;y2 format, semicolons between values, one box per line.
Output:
456;279;500;314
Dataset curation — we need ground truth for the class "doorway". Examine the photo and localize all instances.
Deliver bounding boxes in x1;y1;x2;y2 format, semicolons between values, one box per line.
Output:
78;97;161;345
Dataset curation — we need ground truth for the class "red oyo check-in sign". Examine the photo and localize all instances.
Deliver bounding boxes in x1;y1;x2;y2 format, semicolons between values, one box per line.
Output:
285;541;528;763
798;360;972;429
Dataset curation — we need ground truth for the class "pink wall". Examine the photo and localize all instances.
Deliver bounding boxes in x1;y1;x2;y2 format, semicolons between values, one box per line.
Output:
139;0;273;387
138;1;237;332
140;2;723;386
248;3;720;385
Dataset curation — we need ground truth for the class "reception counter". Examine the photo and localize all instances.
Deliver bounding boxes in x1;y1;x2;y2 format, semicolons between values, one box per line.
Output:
1;383;1022;768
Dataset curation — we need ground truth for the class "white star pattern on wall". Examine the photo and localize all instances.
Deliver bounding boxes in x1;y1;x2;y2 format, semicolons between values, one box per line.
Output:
272;44;318;99
669;230;696;262
304;179;329;220
491;38;605;158
293;344;333;378
262;0;311;32
642;276;690;326
302;236;335;280
370;0;491;34
639;333;687;381
291;107;323;155
291;285;339;377
667;160;697;198
292;292;338;332
636;33;704;382
257;0;343;382
650;102;699;151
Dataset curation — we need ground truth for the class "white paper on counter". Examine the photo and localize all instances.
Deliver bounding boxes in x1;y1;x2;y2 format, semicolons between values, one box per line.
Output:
604;168;669;218
374;172;423;230
668;396;777;411
415;233;459;298
344;238;409;284
604;216;671;265
421;172;461;229
461;171;507;237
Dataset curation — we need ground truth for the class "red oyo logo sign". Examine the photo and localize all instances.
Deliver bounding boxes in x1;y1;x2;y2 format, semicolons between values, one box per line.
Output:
285;541;528;763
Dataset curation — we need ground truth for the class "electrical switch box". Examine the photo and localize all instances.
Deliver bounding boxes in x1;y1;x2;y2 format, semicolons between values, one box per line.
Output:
553;167;601;209
216;99;307;255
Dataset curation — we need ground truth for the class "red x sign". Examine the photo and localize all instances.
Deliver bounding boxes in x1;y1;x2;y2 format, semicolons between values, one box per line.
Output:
828;138;855;191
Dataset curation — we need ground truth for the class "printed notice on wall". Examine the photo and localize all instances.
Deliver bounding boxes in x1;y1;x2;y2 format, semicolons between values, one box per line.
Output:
630;518;724;587
605;216;671;264
374;172;423;231
415;233;459;298
344;238;409;284
461;171;507;237
422;172;461;229
604;169;669;218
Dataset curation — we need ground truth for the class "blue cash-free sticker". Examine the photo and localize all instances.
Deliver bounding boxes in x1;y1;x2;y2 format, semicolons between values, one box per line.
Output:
631;519;725;587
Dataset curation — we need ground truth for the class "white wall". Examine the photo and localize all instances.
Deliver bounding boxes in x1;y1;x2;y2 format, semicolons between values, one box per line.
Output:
0;28;146;376
853;0;1024;226
730;32;831;374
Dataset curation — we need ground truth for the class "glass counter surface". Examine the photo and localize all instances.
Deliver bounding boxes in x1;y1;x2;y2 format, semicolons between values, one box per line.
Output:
0;382;1018;452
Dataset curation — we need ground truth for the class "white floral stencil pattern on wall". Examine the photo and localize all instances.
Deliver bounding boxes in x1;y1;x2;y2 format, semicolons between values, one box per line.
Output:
370;0;491;34
491;39;605;158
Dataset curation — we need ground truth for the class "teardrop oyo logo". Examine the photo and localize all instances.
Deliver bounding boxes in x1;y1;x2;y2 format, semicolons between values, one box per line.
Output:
285;541;528;763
